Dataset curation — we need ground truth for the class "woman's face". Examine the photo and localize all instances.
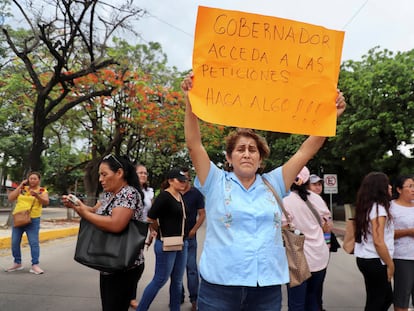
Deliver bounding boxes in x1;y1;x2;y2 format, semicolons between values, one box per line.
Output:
136;165;148;186
226;136;261;179
99;163;123;193
398;178;414;202
28;174;40;187
309;182;323;195
169;178;187;192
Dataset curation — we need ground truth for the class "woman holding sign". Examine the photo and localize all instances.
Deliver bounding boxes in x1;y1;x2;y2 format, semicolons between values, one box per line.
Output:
181;73;346;311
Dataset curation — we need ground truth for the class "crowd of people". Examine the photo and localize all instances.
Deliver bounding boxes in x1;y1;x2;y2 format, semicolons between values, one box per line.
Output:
2;71;346;311
352;172;414;311
8;73;412;311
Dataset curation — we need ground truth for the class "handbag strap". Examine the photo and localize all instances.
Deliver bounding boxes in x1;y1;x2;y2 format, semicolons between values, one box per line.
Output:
17;197;36;215
262;176;293;226
179;197;186;236
25;196;37;215
304;200;323;228
23;186;39;212
29;197;36;211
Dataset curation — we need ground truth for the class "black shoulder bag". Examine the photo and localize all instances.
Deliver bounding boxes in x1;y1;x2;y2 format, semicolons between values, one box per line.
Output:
74;196;148;273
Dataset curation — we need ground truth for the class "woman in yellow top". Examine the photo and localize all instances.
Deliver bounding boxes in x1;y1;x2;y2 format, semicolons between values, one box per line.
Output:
5;171;49;274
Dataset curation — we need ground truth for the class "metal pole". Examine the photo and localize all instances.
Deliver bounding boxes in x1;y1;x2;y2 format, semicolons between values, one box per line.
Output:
330;193;333;219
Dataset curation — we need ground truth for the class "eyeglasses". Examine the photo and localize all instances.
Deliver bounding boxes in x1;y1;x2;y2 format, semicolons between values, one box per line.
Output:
176;179;188;183
103;154;123;168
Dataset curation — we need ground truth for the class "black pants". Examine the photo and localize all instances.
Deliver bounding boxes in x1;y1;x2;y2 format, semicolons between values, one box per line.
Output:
100;264;145;311
356;257;392;311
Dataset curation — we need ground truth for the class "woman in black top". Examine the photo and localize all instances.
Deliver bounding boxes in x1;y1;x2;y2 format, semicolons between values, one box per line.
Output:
137;168;189;311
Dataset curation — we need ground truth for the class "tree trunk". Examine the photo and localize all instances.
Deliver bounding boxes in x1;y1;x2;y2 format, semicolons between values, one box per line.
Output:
28;104;47;173
83;159;101;206
28;138;44;173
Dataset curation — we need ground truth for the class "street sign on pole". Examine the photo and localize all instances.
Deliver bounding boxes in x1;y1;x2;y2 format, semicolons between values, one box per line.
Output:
323;174;338;217
323;174;338;194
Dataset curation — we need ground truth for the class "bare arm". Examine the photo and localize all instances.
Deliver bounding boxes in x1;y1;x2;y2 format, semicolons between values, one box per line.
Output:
62;195;97;213
62;195;132;233
145;217;159;248
30;189;49;206
282;90;346;192
372;216;394;281
78;205;133;233
7;180;27;202
182;75;210;185
188;208;206;238
8;180;49;206
394;228;414;239
282;136;326;192
147;217;159;232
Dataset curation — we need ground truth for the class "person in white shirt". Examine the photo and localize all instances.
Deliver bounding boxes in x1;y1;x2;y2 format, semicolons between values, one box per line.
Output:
136;164;154;221
390;175;414;311
130;163;155;309
354;172;394;311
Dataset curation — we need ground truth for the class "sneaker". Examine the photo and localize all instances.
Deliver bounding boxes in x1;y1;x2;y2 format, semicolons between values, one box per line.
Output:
29;265;44;275
5;263;24;272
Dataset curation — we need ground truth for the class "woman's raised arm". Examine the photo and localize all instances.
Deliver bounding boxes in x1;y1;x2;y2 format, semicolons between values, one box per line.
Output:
282;90;346;192
182;74;210;185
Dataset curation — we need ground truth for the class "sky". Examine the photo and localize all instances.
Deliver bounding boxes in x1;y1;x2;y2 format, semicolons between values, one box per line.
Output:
132;0;414;71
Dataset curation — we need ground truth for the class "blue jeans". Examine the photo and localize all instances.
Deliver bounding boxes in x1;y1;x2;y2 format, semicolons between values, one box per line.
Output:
198;277;282;311
287;268;327;311
184;236;199;302
137;239;188;311
11;217;41;265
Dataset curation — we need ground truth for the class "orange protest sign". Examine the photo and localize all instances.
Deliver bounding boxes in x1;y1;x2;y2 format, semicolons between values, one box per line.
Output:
189;6;344;136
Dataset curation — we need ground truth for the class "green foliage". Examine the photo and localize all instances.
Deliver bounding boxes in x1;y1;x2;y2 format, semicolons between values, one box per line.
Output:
246;47;414;203
0;0;149;174
0;0;11;61
42;145;85;194
2;2;413;206
264;133;304;170
333;47;414;201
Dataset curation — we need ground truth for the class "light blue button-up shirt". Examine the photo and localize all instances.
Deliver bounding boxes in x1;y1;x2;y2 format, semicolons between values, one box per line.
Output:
195;161;289;287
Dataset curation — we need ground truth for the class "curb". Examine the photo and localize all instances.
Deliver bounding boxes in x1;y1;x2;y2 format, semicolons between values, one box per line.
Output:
0;227;79;250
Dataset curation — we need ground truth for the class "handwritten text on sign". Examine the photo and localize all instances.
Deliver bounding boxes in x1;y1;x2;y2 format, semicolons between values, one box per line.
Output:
189;6;344;136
